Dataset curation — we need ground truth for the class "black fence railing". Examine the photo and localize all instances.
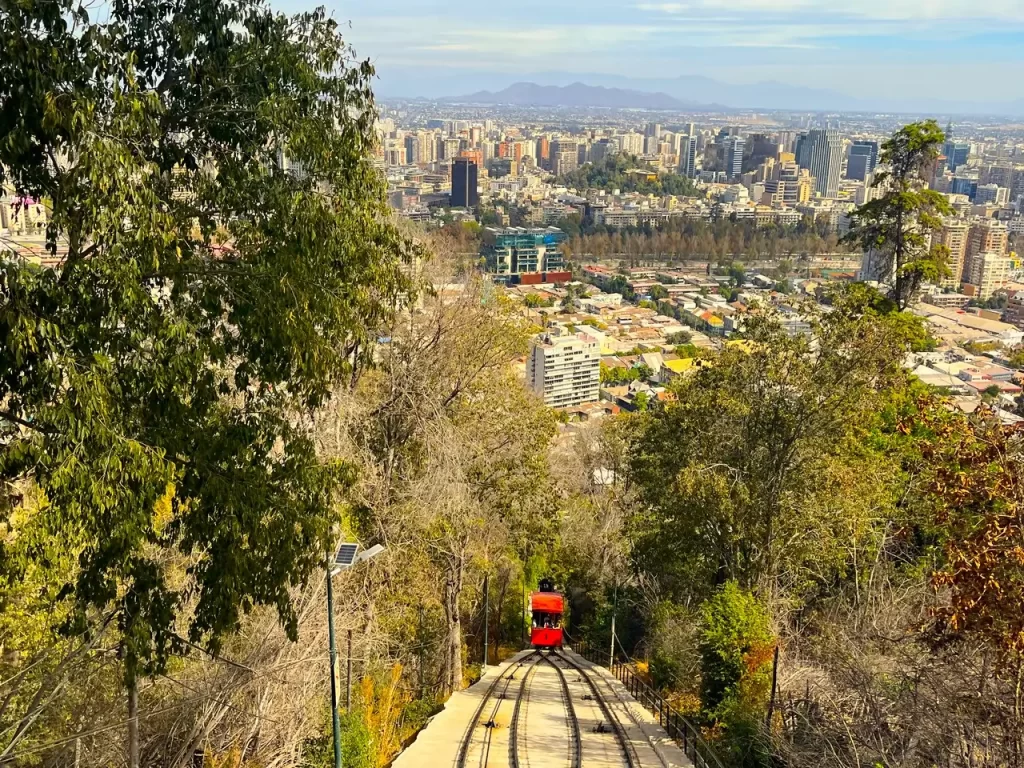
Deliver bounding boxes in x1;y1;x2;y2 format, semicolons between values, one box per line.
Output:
571;641;726;768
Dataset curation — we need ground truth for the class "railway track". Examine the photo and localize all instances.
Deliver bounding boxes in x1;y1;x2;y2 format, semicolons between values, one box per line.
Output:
455;648;678;768
457;652;539;768
554;649;642;768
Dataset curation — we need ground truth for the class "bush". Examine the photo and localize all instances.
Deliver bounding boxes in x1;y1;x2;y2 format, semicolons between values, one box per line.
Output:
648;602;700;694
302;709;374;768
699;582;775;767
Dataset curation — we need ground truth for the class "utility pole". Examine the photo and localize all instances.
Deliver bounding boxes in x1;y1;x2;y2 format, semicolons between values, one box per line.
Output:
521;571;526;649
326;567;342;768
418;605;425;699
346;629;353;711
609;583;618;670
482;574;490;667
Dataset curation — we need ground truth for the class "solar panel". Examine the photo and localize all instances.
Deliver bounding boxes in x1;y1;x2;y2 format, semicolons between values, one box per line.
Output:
333;543;359;569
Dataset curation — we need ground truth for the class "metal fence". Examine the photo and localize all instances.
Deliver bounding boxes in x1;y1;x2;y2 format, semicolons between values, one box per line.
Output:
571;641;726;768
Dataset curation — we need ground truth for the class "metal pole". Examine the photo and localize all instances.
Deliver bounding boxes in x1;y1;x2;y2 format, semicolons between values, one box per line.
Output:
483;574;490;667
609;584;617;669
521;570;526;649
418;605;425;699
326;568;342;768
346;629;353;711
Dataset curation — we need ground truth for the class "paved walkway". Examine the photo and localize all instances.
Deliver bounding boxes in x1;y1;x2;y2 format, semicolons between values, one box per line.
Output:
392;649;692;768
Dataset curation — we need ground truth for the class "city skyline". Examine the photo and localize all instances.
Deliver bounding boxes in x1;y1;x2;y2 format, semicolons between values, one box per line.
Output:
278;0;1024;113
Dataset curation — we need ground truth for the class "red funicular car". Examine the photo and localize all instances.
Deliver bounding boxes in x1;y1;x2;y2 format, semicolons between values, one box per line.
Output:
530;578;564;649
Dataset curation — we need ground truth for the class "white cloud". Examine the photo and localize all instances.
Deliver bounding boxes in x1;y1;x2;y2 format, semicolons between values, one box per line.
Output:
636;0;1024;21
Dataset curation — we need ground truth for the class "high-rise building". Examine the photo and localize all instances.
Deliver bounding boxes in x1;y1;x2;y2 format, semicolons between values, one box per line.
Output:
551;138;579;175
966;251;1012;299
965;218;1009;280
796;129;842;198
847;140;879;181
951;176;978;199
404;135;419;165
775;162;813;205
537;137;550;169
451;157;479;208
679;135;697;178
934;218;970;287
645;122;662;140
974;184;1009;206
527;329;600;408
619;132;644;156
724;135;745;179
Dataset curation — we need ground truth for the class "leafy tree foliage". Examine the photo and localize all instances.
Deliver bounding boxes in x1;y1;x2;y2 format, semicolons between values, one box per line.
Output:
914;409;1024;654
846;121;952;309
0;0;412;695
700;582;775;766
627;287;926;600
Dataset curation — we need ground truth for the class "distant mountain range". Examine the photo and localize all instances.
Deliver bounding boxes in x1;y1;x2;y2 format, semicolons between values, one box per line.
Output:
375;67;1024;116
455;81;715;111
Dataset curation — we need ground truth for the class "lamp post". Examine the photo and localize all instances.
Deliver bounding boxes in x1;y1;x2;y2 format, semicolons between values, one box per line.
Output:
327;542;385;768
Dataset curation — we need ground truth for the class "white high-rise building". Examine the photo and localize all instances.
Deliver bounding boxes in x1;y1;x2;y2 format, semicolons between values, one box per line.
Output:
967;251;1012;299
527;329;600;408
797;129;843;198
619;132;644;156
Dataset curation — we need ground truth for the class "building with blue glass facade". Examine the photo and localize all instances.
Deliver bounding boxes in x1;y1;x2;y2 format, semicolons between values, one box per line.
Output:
482;227;568;281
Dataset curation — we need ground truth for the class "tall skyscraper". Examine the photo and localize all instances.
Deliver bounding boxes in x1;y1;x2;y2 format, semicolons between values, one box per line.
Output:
847;140;879;181
943;122;970;172
645;122;662;140
679;135;697;178
797;129;842;198
451;157;478;208
724;135;745;179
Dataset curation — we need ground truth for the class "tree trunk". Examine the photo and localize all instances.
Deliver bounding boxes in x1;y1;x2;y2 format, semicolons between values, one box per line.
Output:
442;557;465;695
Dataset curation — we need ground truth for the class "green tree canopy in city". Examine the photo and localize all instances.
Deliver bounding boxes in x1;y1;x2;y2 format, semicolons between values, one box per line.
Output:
846;121;952;310
559;153;698;197
0;0;413;710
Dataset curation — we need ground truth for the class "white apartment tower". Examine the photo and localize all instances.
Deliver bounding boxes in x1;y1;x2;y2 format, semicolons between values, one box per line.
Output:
527;329;600;408
967;251;1012;299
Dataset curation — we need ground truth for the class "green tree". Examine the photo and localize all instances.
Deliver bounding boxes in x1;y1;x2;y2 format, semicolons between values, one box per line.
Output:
1008;347;1024;370
699;582;775;767
846;121;952;309
650;284;669;301
666;330;693;345
628;285;927;600
0;0;412;757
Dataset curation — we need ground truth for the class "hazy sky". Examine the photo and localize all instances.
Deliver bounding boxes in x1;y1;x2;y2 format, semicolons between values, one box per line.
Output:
279;0;1024;103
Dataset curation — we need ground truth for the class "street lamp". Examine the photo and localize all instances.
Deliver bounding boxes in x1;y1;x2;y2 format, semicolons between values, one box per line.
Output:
327;541;385;768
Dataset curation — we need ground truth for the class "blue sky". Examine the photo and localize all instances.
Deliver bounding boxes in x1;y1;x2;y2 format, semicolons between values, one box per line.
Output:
278;0;1024;105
